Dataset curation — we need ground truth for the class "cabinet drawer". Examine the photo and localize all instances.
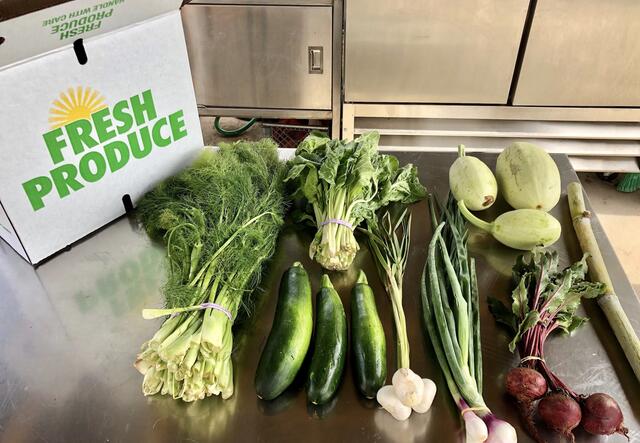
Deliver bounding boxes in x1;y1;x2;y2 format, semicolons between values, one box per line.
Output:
182;4;332;110
514;0;640;106
344;0;528;104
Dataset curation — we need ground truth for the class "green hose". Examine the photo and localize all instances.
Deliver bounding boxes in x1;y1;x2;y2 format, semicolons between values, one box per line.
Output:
213;117;257;137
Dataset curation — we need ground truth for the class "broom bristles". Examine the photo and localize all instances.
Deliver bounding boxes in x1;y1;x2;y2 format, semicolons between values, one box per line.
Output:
616;173;640;193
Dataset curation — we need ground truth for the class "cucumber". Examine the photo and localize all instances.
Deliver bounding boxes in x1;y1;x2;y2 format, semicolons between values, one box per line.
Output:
307;274;347;405
255;262;313;400
351;270;387;398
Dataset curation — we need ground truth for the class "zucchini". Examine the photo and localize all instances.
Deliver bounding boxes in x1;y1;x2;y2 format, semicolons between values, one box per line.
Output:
255;262;313;400
307;274;347;405
351;270;387;398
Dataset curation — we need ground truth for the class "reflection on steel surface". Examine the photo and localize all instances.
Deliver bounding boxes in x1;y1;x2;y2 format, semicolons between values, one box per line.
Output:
0;153;637;442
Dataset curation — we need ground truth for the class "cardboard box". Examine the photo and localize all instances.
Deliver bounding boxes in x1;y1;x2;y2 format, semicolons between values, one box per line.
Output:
0;0;203;264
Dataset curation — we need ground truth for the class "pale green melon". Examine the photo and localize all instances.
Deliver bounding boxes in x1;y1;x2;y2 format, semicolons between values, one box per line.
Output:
449;145;497;211
459;201;561;250
496;142;561;211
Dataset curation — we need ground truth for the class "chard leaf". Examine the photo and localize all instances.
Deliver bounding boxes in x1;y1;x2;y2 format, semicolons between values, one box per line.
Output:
350;204;377;227
285;163;307;182
397;165;428;203
555;312;589;335
292;209;316;226
350;149;376;197
335;148;356;188
379;164;427;207
488;297;517;334
544;255;603;315
567;281;605;301
296;131;329;154
496;248;606;349
318;143;344;185
356;131;380;156
284;130;426;270
508;310;540;352
544;271;575;314
302;167;318;203
296;151;323;165
376;155;400;185
533;248;556;296
567;253;589;280
511;277;530;320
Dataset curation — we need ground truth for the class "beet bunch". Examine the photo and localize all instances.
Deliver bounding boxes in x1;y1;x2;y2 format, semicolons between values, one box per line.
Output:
489;248;628;442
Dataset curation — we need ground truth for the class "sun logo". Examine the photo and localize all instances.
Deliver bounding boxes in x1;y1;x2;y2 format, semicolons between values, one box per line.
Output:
48;86;107;129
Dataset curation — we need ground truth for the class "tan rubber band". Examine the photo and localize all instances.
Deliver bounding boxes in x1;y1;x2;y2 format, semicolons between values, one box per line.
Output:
460;406;490;417
520;355;544;365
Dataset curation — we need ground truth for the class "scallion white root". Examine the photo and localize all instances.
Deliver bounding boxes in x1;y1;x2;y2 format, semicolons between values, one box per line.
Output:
463;411;489;443
377;385;412;421
412;379;437;414
392;368;424;408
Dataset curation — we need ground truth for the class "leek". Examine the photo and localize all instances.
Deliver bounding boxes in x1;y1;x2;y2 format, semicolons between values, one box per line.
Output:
567;182;640;381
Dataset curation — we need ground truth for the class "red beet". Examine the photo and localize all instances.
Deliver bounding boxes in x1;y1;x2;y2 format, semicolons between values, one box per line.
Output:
538;392;582;442
581;393;629;438
506;367;548;402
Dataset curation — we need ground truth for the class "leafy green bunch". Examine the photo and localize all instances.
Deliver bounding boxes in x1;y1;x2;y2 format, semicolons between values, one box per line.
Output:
489;248;605;394
490;248;605;352
285;131;426;270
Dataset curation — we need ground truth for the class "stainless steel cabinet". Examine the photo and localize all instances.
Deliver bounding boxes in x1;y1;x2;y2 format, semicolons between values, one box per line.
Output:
344;0;529;104
514;0;640;107
182;4;332;110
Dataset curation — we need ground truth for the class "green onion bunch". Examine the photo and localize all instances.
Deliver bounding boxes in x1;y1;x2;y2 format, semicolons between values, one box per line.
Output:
363;205;413;370
421;195;516;442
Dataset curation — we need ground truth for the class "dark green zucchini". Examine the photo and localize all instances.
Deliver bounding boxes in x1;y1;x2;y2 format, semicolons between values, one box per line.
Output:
307;274;347;405
255;262;313;400
351;270;387;398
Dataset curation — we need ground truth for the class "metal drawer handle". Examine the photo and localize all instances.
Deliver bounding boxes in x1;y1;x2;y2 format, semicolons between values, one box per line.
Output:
308;46;323;74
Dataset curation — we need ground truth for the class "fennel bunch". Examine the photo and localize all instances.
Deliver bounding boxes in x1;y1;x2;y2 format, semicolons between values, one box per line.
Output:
134;140;286;402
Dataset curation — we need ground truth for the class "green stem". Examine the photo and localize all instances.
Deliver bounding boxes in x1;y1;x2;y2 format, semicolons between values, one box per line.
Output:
568;181;640;381
437;236;469;369
149;315;182;348
321;273;333;289
143;305;209;320
428;223;484;407
421;255;468;408
388;277;410;369
469;258;483;391
188;211;277;287
457;200;493;233
188;241;203;282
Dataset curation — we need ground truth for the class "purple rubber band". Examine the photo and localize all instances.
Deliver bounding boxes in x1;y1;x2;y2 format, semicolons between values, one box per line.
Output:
171;302;233;320
320;218;354;230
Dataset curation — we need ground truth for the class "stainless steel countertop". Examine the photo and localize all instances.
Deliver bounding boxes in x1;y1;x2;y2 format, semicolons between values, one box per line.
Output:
0;153;638;442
